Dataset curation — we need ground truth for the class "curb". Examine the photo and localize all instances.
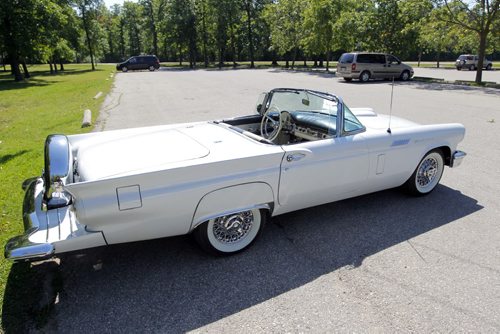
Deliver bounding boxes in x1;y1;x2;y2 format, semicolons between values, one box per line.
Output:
413;76;500;89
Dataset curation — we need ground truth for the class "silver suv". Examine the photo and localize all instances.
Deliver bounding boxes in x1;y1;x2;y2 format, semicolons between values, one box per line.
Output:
337;52;414;82
455;55;493;71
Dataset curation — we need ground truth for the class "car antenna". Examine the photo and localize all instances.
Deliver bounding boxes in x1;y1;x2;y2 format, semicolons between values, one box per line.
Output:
387;76;394;134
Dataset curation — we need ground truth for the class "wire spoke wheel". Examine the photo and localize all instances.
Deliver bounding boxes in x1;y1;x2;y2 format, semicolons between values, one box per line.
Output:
406;150;444;196
194;208;266;255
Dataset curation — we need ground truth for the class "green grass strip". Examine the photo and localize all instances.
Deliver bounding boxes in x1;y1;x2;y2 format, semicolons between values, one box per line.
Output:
0;64;114;331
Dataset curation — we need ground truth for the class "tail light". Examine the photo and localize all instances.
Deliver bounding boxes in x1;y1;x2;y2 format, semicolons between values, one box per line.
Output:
352;63;356;71
43;135;73;209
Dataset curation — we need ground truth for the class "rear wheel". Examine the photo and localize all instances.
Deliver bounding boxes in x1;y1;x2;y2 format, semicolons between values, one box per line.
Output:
405;149;444;196
359;71;370;82
148;65;155;71
486;64;492;70
193;209;266;255
469;65;476;71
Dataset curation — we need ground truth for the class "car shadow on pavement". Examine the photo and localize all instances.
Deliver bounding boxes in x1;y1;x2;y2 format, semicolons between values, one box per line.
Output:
2;185;482;332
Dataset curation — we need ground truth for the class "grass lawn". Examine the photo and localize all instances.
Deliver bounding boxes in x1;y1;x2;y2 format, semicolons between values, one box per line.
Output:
0;64;114;331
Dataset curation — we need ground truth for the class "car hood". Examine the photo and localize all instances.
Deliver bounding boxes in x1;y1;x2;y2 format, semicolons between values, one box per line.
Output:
75;128;210;181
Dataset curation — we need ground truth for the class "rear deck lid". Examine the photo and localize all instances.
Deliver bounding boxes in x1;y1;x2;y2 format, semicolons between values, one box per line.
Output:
76;129;209;181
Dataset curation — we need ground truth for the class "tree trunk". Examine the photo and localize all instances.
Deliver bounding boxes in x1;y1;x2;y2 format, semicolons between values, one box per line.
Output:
81;5;95;71
326;50;331;71
146;0;158;56
60;61;65;71
475;31;487;84
178;45;183;66
49;62;54;74
11;62;23;81
303;59;306;67
417;50;422;67
291;48;297;69
21;61;30;78
319;59;323;67
436;50;440;68
201;1;209;68
245;1;255;68
53;58;58;73
271;52;278;66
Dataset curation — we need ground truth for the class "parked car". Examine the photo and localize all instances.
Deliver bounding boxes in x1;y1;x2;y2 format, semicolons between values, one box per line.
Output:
455;54;493;71
337;52;414;82
116;55;160;72
5;88;466;262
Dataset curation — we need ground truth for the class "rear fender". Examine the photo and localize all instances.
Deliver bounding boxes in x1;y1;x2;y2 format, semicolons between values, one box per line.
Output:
190;182;274;231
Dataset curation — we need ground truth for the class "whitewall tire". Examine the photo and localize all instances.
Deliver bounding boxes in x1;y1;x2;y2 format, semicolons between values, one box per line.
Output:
405;149;444;196
194;209;266;255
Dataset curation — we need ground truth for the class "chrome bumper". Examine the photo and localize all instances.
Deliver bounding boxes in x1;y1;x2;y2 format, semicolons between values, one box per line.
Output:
4;178;55;262
450;150;466;168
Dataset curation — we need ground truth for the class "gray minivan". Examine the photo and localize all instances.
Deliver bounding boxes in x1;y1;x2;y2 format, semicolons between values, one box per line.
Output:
337;52;414;82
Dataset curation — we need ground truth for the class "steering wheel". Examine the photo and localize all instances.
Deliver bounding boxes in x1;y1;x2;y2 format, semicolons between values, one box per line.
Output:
260;106;284;141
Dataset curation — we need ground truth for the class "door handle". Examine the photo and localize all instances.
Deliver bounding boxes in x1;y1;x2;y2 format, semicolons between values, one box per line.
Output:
287;153;305;162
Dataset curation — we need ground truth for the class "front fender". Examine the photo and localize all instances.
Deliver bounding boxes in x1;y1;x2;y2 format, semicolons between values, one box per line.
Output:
190;182;274;231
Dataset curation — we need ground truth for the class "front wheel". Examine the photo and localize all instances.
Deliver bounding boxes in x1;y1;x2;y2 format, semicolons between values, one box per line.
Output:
193;209;266;255
122;66;128;72
148;65;155;71
405;149;444;196
343;77;352;82
486;64;492;70
400;70;410;81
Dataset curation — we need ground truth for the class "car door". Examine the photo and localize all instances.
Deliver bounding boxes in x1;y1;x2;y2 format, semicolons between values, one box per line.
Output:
277;133;369;214
128;57;138;70
370;54;388;79
385;55;403;79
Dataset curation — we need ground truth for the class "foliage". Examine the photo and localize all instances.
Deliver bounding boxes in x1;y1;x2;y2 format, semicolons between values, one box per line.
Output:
0;0;499;78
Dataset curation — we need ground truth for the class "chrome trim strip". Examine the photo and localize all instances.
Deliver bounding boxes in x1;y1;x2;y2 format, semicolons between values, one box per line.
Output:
451;150;466;168
191;203;271;230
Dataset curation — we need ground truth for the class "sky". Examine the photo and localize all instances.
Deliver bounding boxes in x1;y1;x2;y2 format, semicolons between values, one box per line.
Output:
103;0;135;9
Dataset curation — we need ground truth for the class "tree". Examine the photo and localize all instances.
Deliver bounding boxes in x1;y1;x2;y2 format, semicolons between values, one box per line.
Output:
263;0;307;68
440;0;500;83
165;0;197;67
302;0;339;70
74;0;103;70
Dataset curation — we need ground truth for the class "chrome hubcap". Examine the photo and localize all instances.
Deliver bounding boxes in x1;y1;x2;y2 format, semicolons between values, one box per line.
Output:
417;157;438;187
213;211;254;244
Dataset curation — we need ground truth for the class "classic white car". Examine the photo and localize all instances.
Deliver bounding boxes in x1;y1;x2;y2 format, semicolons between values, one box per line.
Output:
5;88;466;261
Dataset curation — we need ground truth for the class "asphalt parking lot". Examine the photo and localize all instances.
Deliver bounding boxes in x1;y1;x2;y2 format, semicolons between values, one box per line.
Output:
412;67;500;83
9;69;500;332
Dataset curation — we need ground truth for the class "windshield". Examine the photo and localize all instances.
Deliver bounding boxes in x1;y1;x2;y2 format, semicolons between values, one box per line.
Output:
266;90;339;117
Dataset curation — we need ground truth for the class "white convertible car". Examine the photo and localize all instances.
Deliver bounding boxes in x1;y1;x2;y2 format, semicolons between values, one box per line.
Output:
5;88;466;261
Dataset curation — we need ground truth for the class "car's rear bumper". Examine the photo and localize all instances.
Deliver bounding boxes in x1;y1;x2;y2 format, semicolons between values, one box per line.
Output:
4;178;106;262
450;150;466;168
4;178;55;261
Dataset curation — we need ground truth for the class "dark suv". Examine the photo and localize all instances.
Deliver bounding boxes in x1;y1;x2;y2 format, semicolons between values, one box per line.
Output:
116;55;160;72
